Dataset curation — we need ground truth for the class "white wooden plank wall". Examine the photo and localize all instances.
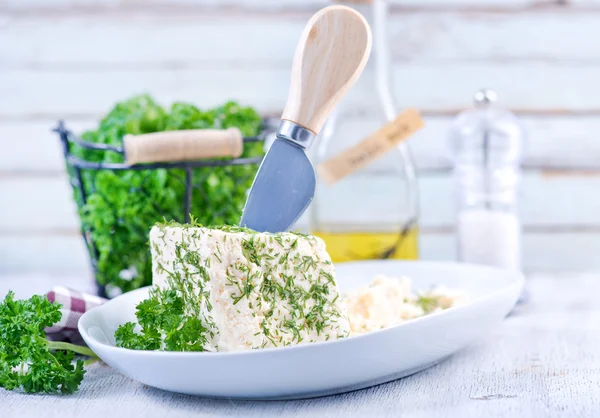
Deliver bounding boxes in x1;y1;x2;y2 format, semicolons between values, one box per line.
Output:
2;0;600;278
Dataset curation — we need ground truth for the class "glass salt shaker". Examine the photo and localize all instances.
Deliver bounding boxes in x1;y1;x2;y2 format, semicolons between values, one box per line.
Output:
447;89;525;271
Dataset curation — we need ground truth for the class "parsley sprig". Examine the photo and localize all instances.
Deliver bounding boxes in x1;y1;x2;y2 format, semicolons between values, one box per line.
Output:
73;96;264;294
115;288;208;352
0;292;97;394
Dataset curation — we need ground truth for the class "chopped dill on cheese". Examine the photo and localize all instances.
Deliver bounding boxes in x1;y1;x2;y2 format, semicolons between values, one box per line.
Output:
116;223;349;352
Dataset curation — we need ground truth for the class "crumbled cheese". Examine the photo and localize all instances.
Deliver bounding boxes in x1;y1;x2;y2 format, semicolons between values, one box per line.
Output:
150;224;350;352
343;275;468;335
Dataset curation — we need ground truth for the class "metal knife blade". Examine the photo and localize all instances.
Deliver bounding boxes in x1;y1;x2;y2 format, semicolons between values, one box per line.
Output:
240;5;371;232
240;137;315;233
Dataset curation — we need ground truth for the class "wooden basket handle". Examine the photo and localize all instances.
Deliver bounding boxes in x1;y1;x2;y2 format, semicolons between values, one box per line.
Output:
123;128;243;165
281;5;372;135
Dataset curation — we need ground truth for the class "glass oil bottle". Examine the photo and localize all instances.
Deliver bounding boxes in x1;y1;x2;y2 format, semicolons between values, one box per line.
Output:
310;0;420;262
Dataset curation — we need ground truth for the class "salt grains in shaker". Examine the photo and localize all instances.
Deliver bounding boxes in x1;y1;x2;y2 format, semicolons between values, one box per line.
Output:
447;89;525;272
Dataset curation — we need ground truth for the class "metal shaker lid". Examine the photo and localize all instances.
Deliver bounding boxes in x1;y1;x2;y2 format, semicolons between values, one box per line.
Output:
473;88;498;108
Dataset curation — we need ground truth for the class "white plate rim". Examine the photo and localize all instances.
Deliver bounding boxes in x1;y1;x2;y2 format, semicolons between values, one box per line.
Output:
79;260;525;358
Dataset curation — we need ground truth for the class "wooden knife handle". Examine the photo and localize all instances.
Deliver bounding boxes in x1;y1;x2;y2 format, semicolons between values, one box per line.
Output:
281;5;372;135
123;128;243;165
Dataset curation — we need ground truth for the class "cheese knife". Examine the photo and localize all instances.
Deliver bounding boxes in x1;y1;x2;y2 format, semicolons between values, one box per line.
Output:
240;5;372;233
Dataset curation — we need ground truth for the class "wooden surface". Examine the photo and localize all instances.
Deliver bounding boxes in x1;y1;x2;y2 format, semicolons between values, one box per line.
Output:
4;0;600;275
124;128;244;164
1;272;599;417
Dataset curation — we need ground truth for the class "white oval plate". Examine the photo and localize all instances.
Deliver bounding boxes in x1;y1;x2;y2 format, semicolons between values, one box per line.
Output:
79;260;523;400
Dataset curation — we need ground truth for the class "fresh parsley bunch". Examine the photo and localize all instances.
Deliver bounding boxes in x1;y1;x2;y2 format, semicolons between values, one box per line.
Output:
0;292;97;394
115;288;208;352
69;95;263;295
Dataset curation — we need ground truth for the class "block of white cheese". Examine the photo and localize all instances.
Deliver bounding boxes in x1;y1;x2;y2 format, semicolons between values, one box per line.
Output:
149;223;350;352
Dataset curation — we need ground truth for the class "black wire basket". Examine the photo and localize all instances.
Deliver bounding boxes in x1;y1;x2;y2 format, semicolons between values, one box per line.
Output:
54;120;275;298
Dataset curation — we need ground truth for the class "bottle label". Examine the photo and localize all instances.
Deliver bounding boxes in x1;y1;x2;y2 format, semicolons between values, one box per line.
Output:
316;108;424;185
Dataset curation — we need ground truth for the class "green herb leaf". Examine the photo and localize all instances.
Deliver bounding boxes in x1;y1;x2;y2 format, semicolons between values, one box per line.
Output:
114;288;208;352
72;95;263;294
0;291;98;394
415;294;439;314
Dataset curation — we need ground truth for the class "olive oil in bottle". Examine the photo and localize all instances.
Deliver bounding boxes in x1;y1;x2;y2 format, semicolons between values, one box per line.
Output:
314;230;419;262
311;0;421;263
